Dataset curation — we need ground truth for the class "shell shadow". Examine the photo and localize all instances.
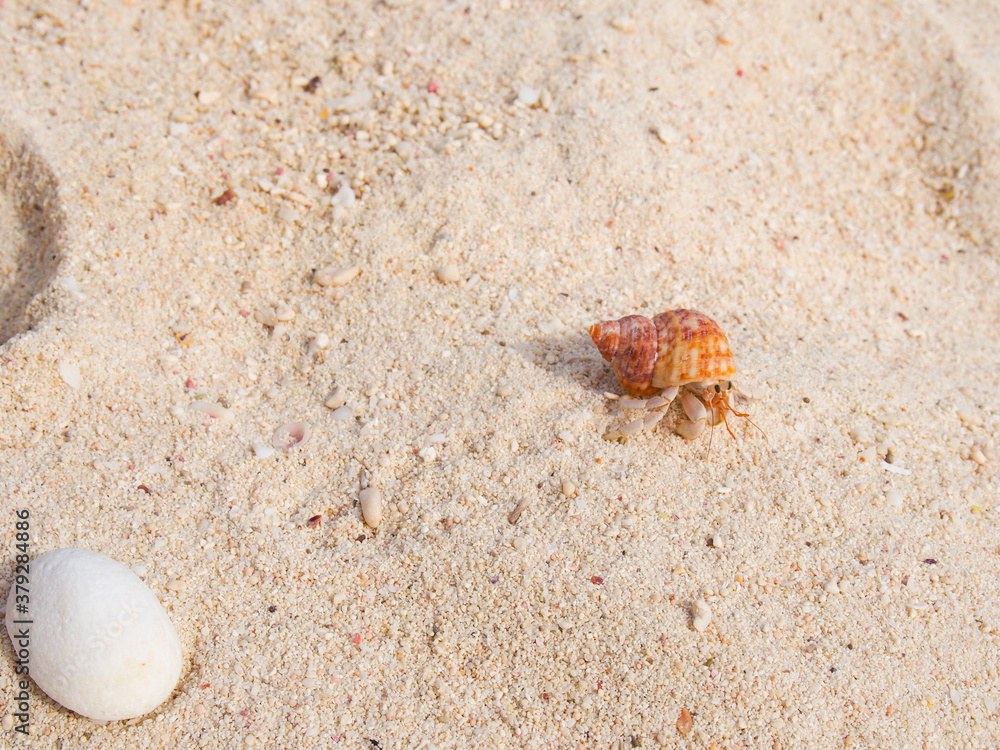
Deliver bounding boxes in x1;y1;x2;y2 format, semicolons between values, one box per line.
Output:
0;122;64;344
508;327;623;397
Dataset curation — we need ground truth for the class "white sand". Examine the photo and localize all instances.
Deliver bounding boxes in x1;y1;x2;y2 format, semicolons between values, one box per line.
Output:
1;0;999;747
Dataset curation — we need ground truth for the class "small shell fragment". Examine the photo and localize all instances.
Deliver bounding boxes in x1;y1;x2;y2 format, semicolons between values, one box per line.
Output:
434;264;461;283
313;265;361;287
254;307;279;328
692;599;712;632
957;409;983;428
271;421;311;450
881;460;911;476
652;123;681;145
190;401;235;423
677;706;693;735
359;487;383;528
508;497;532;525
58;361;82;390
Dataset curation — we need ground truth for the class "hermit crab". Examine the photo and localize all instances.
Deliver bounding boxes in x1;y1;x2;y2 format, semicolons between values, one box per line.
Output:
590;309;752;441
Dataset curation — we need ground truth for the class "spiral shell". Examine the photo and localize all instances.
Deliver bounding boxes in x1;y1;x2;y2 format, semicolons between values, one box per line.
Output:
590;309;736;397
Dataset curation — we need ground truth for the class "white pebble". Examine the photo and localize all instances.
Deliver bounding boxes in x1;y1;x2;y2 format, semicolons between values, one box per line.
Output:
418;446;437;462
515;86;540;107
859;445;878;463
849;426;873;444
651;124;681;145
692;599;712;632
331;184;356;208
359;487;383;528
253;307;278;328
886;489;903;511
313;265;361;287
274;301;295;322
957;410;983;428
824;578;841;595
58;361;82;390
252;442;275;459
331;404;354;422
560;478;578;498
434;264;461;283
325;385;348;410
6;549;182;721
610;15;636;32
312;332;330;350
277;203;299;223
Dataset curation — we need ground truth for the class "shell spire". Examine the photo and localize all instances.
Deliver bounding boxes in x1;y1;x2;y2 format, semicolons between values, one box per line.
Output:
589;315;660;396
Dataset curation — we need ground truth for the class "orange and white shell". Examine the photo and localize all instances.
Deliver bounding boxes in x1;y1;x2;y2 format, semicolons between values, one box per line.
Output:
589;309;736;397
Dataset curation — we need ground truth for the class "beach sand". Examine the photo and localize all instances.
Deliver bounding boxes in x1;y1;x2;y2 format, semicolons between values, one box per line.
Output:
1;0;999;746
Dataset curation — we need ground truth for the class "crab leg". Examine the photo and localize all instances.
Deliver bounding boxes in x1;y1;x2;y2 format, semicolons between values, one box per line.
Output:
602;386;679;440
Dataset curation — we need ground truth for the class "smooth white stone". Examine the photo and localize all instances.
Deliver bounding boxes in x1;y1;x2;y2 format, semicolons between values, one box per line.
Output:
5;548;182;722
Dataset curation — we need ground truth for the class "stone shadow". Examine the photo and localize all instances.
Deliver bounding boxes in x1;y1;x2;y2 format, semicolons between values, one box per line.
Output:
0;122;64;344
